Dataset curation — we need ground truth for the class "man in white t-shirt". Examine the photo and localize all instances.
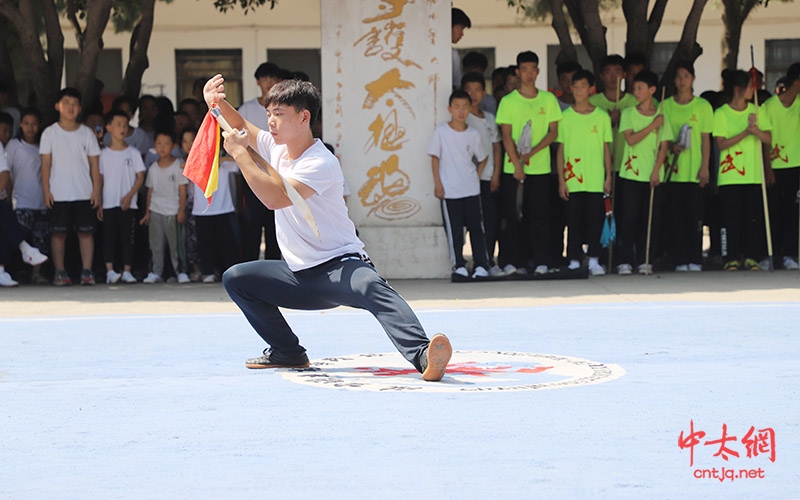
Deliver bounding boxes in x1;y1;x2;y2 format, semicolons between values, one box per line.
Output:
202;75;452;382
237;62;284;263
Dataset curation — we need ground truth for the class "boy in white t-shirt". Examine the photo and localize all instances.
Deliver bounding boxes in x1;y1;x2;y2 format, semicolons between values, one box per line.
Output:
201;75;452;382
428;89;491;279
462;72;504;276
40;87;102;286
1;142;48;287
98;110;146;284
139;131;188;283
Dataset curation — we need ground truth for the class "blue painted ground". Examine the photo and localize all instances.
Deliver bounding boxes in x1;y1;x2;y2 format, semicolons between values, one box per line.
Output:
1;302;798;499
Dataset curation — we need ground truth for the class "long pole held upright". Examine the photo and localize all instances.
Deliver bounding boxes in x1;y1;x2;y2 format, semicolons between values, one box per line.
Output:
608;76;622;272
751;45;774;271
645;87;666;276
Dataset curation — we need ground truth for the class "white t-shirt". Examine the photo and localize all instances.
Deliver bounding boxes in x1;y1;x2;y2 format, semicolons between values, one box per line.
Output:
426;122;487;199
256;131;365;272
466;111;501;182
192;159;238;216
5;138;44;210
100;146;146;210
239;98;269;130
103;126;150;157
40;123;101;202
145;158;188;216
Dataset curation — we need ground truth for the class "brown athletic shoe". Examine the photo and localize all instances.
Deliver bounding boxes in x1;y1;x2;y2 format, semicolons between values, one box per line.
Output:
245;349;310;369
422;333;452;382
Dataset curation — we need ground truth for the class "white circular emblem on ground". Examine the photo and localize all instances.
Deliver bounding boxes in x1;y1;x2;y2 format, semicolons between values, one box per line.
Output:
279;350;625;392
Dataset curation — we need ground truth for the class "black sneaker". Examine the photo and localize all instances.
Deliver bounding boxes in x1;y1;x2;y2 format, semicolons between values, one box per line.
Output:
245;349;310;369
80;269;95;285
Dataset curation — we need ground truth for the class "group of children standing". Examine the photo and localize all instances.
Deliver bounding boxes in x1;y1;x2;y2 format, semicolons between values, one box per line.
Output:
430;48;800;278
0;84;243;287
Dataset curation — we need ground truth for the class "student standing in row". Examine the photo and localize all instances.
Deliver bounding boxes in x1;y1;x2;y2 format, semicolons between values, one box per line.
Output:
556;70;612;276
98;110;145;284
663;61;713;272
40;87;102;286
428;90;490;279
495;50;562;275
763;63;800;270
714;70;773;271
617;70;673;275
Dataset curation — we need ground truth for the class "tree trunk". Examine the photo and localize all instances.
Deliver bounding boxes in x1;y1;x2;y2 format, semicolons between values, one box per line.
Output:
0;0;64;125
0;17;19;105
121;0;156;105
547;0;578;65
72;0;113;113
661;0;708;96
563;0;607;75
721;0;758;71
622;0;669;61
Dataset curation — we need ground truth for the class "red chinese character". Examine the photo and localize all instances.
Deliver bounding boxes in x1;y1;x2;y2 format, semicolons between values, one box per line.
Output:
624;155;639;176
769;144;789;164
678;420;706;466
704;423;740;461
742;426;776;463
564;158;584;183
720;151;745;176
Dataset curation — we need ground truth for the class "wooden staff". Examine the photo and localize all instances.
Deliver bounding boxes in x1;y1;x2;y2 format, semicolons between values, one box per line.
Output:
751;46;773;271
645;87;667;275
608;76;622;272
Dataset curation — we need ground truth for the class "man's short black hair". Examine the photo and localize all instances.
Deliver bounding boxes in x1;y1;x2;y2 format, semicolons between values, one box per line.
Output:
600;55;625;72
266;79;321;126
572;69;595;87
516;51;539;66
786;62;800;84
557;61;582;77
633;69;659;89
104;109;129;125
255;62;281;80
58;87;82;102
277;69;294;82
452;8;471;28
448;89;471;106
462;51;488;72
292;71;311;82
155;129;176;144
0;111;13;127
461;72;486;91
624;52;648;71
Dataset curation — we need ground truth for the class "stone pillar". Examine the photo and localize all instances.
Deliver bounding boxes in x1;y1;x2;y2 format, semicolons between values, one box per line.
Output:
321;0;452;279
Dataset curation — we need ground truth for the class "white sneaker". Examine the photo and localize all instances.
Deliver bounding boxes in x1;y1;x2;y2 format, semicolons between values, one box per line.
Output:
688;263;702;272
488;265;506;277
472;266;489;278
534;265;548;275
453;266;469;278
674;264;689;272
177;272;191;283
143;272;163;283
589;263;606;276
637;263;653;275
0;271;19;287
759;258;772;271
106;270;122;284
202;274;216;283
617;263;633;275
21;246;48;266
121;271;137;283
783;256;799;270
502;264;517;275
568;260;581;270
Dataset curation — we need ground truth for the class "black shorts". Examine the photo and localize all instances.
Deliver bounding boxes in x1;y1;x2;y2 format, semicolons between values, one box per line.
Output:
50;200;97;234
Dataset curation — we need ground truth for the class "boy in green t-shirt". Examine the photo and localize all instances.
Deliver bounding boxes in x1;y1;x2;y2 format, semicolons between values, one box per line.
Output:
556;70;612;276
617;70;673;275
714;69;773;271
763;63;800;270
495;50;562;275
